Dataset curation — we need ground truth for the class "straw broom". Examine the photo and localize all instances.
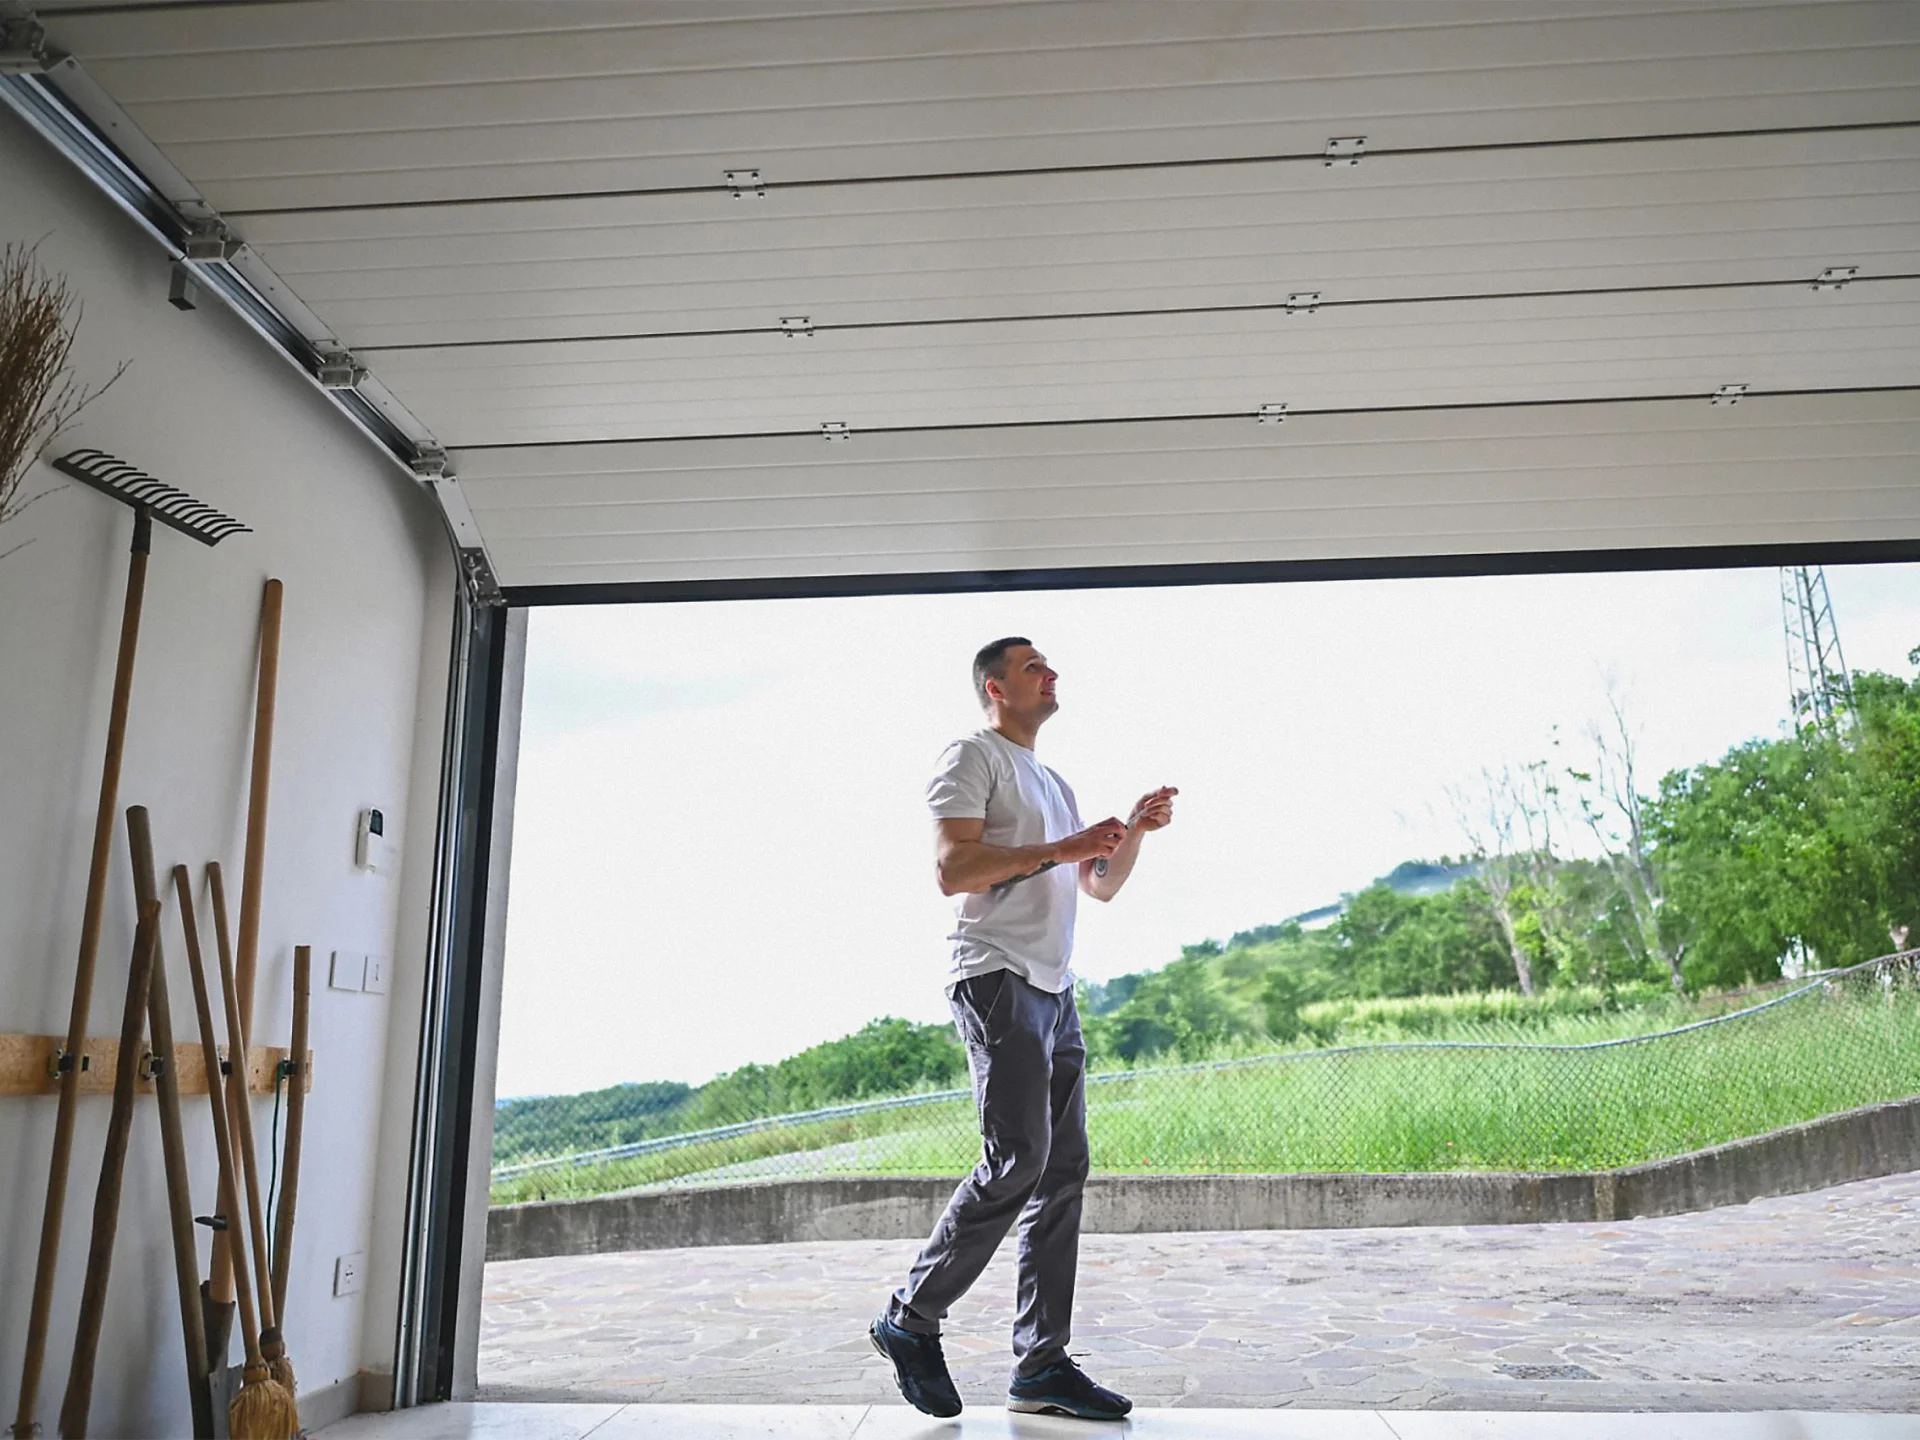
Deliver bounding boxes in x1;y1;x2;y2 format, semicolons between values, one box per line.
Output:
207;862;299;1436
173;864;296;1439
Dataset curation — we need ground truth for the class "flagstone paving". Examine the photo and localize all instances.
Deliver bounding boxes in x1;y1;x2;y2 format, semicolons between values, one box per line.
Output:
478;1170;1920;1412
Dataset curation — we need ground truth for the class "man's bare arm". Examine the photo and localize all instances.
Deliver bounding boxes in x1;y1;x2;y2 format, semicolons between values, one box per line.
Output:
1081;786;1177;901
935;816;1126;896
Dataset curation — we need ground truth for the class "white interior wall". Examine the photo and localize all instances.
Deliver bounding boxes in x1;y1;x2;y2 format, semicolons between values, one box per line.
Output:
0;107;453;1438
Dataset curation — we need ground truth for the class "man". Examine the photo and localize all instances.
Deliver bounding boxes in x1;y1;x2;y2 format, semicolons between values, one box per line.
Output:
869;637;1177;1420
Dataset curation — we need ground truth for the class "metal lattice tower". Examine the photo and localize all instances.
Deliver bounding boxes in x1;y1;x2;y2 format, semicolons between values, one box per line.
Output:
1780;566;1855;731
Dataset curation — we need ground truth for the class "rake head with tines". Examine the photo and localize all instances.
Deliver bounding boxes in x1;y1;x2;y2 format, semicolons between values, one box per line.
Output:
53;448;249;546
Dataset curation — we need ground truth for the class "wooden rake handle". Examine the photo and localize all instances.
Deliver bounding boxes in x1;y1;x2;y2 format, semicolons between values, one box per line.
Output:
16;509;150;1440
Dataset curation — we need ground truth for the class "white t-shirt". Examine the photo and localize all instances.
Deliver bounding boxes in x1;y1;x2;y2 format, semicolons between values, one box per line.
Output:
926;728;1083;994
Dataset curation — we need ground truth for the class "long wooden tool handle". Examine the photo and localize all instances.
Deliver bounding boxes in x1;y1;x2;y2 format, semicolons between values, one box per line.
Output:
235;577;281;1041
17;510;150;1439
205;863;240;1305
58;899;160;1440
127;809;214;1439
175;866;263;1367
211;867;278;1335
269;947;309;1327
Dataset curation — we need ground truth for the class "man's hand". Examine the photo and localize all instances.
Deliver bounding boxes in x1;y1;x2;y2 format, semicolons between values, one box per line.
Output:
1080;787;1178;900
1052;816;1128;865
1128;786;1178;833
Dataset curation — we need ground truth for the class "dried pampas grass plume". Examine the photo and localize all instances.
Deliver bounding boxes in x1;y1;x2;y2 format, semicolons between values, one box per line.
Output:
0;241;127;558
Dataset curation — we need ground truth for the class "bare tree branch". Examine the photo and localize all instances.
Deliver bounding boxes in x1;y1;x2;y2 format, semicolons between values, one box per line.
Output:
1449;763;1546;996
1568;685;1685;991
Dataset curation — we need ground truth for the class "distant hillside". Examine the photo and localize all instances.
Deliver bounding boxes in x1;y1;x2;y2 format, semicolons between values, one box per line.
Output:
1270;858;1481;932
1078;856;1503;1042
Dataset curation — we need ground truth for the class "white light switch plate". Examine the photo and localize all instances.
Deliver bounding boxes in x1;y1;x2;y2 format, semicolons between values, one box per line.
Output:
329;950;365;992
364;954;389;994
334;1251;365;1297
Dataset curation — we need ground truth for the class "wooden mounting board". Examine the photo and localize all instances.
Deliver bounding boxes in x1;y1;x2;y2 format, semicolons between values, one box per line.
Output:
0;1034;313;1097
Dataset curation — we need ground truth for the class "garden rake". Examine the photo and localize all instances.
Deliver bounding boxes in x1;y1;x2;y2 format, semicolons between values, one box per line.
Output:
13;449;247;1440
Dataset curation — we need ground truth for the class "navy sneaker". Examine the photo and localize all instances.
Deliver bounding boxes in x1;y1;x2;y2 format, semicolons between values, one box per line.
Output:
869;1316;963;1417
1008;1357;1132;1419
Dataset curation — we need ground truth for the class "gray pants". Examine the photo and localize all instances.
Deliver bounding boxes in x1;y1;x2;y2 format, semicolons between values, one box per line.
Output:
888;968;1089;1377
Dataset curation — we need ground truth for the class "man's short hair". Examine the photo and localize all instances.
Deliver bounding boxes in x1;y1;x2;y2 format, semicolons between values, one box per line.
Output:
973;636;1032;710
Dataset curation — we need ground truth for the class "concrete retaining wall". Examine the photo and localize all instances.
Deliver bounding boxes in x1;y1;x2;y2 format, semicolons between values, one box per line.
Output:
486;1094;1920;1262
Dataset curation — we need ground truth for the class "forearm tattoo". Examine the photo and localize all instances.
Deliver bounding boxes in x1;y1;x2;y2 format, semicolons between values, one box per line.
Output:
990;859;1058;896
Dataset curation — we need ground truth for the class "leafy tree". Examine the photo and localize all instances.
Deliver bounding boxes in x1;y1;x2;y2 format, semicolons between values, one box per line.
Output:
1650;661;1920;987
1260;966;1308;1041
1088;954;1257;1062
1328;882;1515;998
1850;666;1920;943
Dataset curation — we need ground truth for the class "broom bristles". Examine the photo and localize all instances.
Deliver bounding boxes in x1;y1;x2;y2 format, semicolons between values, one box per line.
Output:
256;1328;301;1433
269;1353;296;1404
228;1360;297;1440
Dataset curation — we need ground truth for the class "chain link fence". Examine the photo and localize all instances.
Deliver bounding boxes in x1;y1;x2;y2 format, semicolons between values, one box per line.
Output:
491;950;1920;1206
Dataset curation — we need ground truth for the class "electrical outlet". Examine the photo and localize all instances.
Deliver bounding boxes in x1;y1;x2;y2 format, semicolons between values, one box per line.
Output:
364;954;389;994
329;950;365;992
334;1251;365;1297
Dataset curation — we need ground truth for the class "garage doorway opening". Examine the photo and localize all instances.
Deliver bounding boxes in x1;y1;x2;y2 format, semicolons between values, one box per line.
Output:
472;557;1920;1406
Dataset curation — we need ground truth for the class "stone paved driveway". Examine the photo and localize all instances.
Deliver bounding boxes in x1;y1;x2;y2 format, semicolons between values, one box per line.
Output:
478;1171;1920;1412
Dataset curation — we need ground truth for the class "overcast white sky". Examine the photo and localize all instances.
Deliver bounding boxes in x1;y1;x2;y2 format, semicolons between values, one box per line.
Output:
496;562;1920;1099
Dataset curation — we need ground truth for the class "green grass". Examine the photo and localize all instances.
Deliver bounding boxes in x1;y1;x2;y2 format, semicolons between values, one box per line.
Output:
487;1093;978;1205
490;970;1920;1206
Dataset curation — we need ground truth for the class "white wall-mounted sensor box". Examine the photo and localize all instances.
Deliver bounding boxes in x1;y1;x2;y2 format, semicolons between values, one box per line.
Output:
355;808;395;874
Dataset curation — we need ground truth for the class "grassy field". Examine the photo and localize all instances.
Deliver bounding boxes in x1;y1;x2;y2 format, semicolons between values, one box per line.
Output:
490;968;1920;1205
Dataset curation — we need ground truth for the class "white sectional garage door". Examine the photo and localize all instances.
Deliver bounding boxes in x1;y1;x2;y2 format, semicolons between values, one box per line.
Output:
23;0;1920;595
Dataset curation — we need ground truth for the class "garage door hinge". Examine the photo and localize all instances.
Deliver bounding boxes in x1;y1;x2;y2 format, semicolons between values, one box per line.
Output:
1711;384;1748;406
725;168;765;198
1323;136;1366;167
1257;402;1288;424
0;15;53;73
181;218;244;264
1811;266;1857;292
820;421;851;441
316;347;367;391
780;315;814;337
1286;292;1321;315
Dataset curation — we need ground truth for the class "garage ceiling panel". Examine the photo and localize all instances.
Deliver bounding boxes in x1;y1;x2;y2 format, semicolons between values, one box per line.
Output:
237;129;1920;346
371;282;1920;445
40;1;1920;211
452;391;1920;588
